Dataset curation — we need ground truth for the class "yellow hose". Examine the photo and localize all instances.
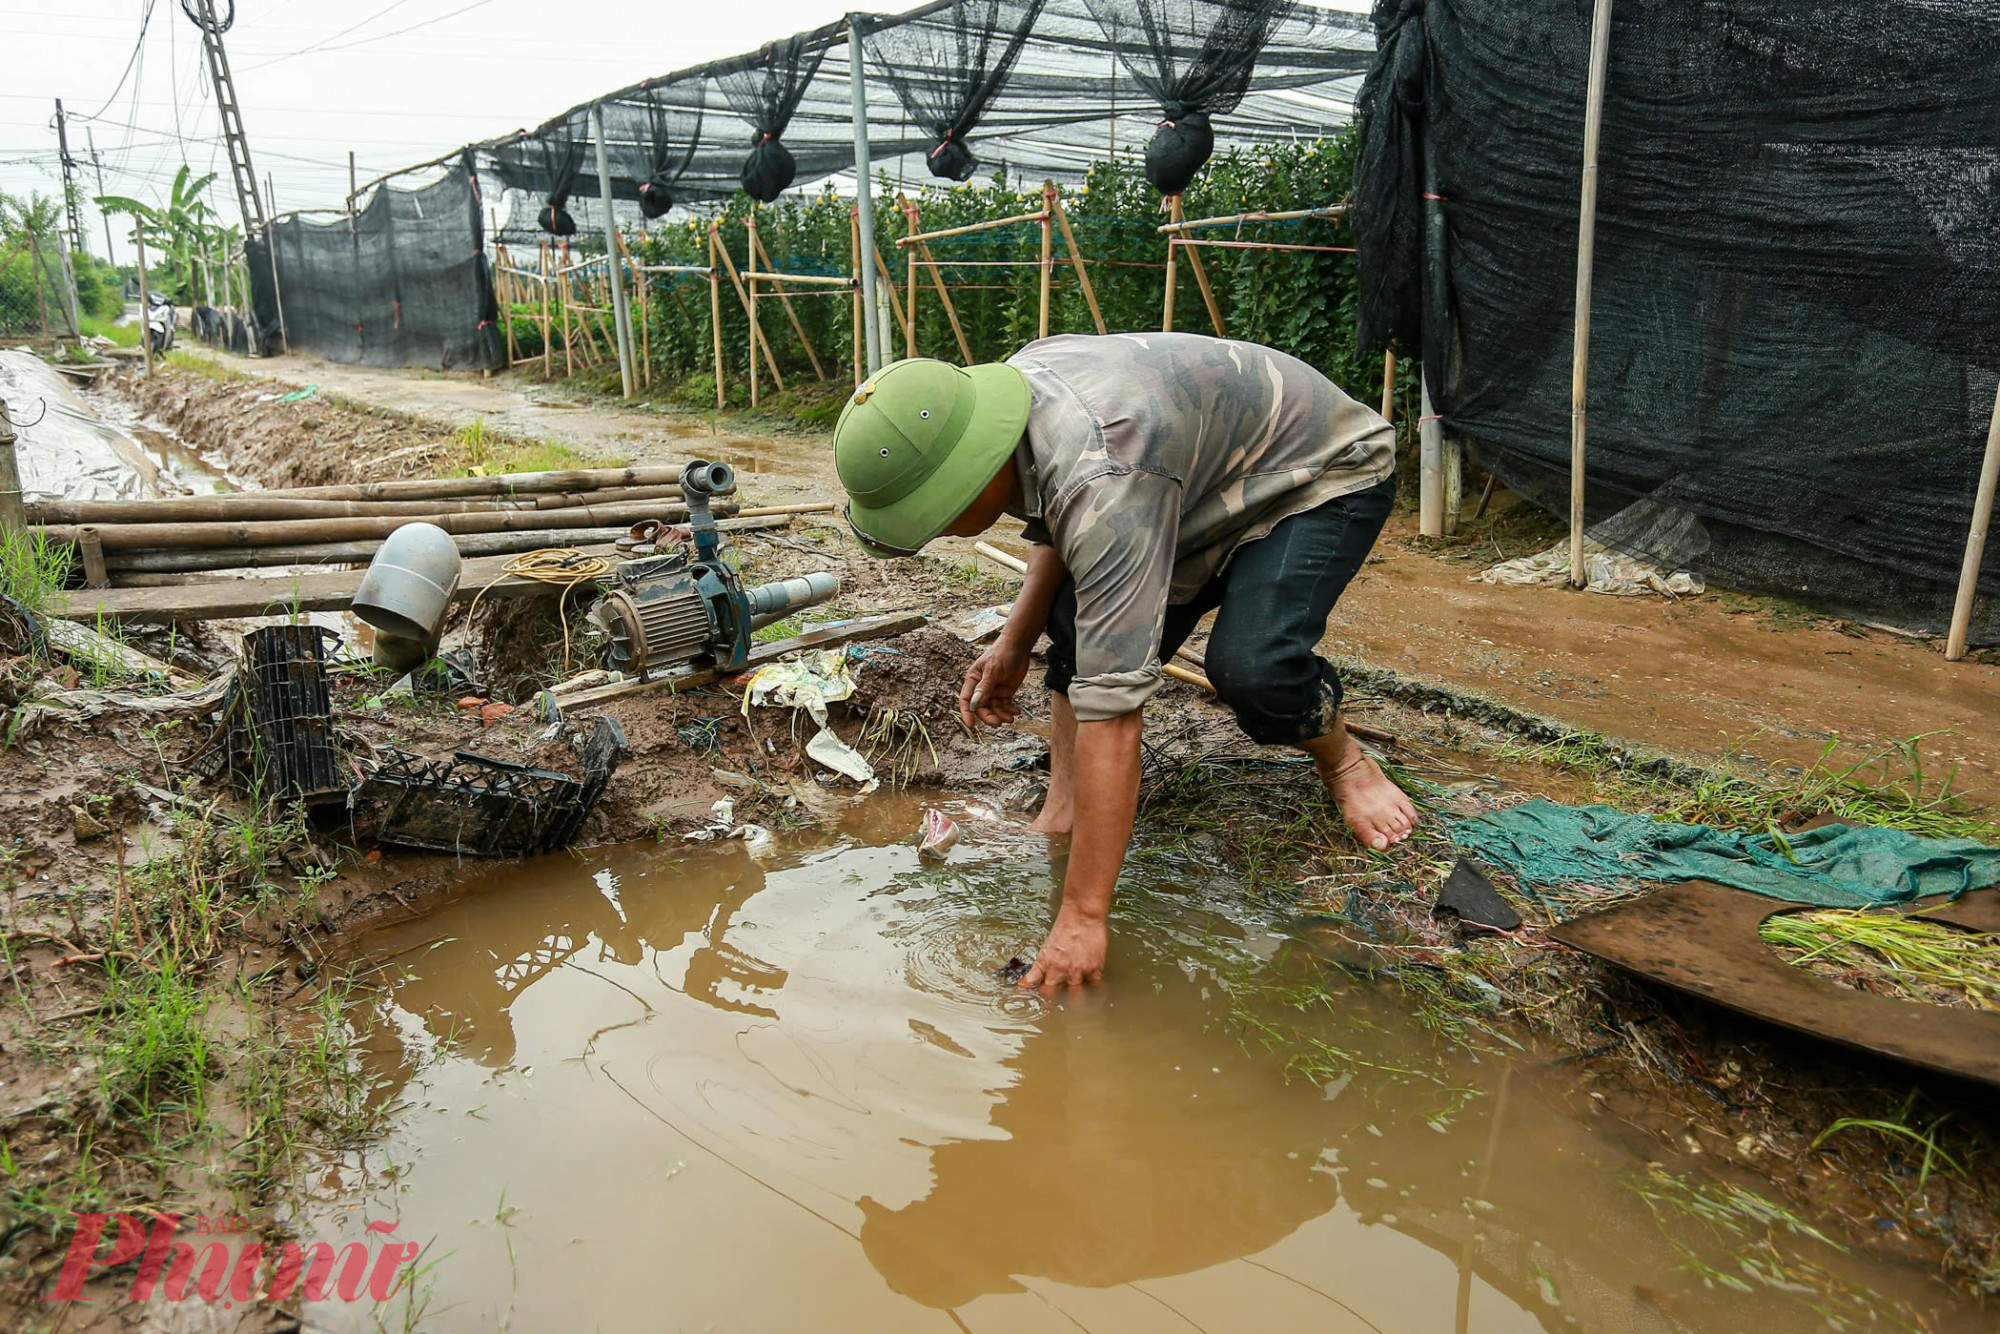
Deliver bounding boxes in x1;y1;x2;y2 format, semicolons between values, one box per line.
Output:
464;548;617;674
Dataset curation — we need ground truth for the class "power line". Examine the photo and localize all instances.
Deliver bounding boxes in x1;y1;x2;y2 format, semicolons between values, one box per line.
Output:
237;0;421;72
86;0;160;119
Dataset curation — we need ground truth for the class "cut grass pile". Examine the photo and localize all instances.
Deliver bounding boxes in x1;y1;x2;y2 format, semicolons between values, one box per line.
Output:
1762;909;2000;1011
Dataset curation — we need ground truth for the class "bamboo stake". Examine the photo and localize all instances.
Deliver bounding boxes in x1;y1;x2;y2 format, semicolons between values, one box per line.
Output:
873;248;912;350
1946;379;2000;661
901;193;920;359
1038;181;1055;340
133;225;153;376
707;244;725;409
750;227;826;381
1156;205;1348;233
1569;0;1616;588
616;230;651;389
210;465;690;503
710;223;785;393
540;241;552;377
498;242;518;367
1381;349;1396;421
1181;230;1226;338
745;213;761;406
849;208;865;386
1163;198;1180;331
1051;195;1106;335
915;238;973;363
559;241;574;378
901;208;1047;246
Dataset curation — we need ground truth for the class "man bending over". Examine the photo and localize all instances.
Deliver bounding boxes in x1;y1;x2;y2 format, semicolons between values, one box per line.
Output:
834;332;1415;991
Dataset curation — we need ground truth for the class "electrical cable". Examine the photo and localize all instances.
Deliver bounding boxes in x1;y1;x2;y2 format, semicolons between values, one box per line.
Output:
462;548;615;672
87;0;160;120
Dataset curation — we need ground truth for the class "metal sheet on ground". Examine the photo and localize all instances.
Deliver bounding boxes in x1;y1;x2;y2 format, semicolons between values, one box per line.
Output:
1549;881;2000;1089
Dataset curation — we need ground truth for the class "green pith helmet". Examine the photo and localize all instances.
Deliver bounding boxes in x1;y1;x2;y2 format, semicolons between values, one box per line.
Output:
834;357;1032;558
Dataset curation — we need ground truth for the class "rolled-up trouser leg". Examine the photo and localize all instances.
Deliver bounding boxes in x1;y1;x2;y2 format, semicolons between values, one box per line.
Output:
1203;476;1396;744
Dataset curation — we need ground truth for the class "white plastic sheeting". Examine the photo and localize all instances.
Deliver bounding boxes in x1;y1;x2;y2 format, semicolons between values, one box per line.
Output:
0;351;157;502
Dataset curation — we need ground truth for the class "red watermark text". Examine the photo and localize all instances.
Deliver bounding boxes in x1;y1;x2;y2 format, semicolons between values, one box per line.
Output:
46;1214;419;1306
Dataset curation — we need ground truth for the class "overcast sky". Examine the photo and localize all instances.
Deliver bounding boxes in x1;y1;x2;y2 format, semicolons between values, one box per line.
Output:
1;0;1368;266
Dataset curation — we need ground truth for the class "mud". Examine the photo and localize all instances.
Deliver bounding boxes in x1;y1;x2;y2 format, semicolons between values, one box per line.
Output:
303;798;1992;1334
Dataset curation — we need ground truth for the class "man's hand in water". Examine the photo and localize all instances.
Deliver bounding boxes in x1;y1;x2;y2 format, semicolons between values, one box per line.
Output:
1020;907;1107;992
960;640;1031;729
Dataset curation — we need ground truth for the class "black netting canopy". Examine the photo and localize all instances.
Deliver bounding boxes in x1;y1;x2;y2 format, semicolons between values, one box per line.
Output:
1352;0;2000;637
868;0;1048;183
253;0;1373;363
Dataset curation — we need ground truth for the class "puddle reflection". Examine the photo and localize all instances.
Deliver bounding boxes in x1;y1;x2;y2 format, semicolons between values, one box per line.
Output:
309;797;1981;1334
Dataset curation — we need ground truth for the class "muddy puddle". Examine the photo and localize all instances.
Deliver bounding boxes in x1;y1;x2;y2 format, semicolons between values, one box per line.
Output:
305;796;1984;1333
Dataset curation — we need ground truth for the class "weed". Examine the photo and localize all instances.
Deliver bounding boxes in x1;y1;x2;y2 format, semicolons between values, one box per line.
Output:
1813;1101;1967;1188
0;524;74;617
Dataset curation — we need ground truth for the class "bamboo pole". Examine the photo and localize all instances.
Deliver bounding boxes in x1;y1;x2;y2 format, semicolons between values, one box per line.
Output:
1569;0;1616;587
540;242;552;377
901;193;920;359
1038;182;1055;340
1163;199;1180;331
917;237;974;364
498;242;518;368
1946;379;2000;661
1180;229;1227;338
0;400;22;533
873;248;911;349
745;212;762;406
707;241;725;409
559;241;574;378
1051;195;1106;335
100;514;810;576
47;499;773;551
617;230;651;389
850;208;865;386
711;223;785;393
1156;205;1347;233
901;208;1048;246
212;465;690;503
1381;349;1396;421
750;227;826;381
30;485;691;526
133;225;154;376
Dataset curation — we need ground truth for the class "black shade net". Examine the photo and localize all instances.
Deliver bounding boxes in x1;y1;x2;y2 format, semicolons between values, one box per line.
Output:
255;0;1373;366
250;153;501;371
1353;0;2000;638
1082;0;1298;194
718;36;833;203
868;0;1047;183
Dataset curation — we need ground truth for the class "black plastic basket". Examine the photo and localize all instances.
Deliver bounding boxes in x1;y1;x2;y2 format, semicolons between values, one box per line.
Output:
350;716;628;858
226;625;345;804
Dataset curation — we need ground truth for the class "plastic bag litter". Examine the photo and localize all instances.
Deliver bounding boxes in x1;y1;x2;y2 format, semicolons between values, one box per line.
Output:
1474;539;1704;598
918;808;959;860
743;650;873;782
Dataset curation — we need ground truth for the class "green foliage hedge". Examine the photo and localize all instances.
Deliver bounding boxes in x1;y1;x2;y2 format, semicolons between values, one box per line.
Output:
506;131;1416;422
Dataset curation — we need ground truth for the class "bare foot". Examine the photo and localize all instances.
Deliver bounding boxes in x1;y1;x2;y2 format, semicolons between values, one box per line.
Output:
1026;793;1074;835
1317;751;1417;851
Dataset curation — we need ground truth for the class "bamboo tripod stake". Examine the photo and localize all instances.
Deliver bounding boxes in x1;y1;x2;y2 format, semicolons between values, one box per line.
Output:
1946;379;2000;661
1038;182;1055;339
745;213;760;406
1569;0;1616;587
708;261;725;409
748;222;826;381
539;242;552;378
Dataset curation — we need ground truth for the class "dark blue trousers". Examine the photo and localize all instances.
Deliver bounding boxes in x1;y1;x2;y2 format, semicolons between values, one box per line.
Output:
1042;474;1396;745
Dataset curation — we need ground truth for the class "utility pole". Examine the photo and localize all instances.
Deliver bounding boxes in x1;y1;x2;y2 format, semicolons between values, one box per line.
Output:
53;100;87;256
187;0;267;237
847;14;883;376
85;128;115;265
47;101;82;336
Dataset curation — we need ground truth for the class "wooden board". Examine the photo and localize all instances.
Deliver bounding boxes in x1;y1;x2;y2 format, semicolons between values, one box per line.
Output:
51;545;625;626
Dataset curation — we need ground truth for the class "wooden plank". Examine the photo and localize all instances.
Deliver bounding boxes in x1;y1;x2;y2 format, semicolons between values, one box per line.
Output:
555;612;929;709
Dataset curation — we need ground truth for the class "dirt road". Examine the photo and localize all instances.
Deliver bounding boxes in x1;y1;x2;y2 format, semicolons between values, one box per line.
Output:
193;350;2000;804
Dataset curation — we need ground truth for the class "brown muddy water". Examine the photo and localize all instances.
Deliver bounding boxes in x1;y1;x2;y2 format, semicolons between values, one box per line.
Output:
303;797;1984;1333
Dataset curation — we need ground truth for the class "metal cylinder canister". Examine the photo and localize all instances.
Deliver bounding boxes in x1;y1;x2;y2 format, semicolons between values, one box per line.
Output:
352;522;463;643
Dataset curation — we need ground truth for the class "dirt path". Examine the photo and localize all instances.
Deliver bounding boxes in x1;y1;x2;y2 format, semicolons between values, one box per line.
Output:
195;351;2000;805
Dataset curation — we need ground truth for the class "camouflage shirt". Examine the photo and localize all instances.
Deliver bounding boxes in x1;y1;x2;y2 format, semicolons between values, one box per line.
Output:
1005;332;1395;721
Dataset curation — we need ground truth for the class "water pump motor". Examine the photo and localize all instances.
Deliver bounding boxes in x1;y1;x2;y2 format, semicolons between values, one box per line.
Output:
588;459;838;679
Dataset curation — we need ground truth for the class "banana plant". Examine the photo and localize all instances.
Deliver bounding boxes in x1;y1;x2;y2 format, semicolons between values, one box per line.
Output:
96;164;220;303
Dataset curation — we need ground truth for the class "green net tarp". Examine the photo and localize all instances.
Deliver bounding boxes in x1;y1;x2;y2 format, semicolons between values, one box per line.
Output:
1453;798;2000;909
